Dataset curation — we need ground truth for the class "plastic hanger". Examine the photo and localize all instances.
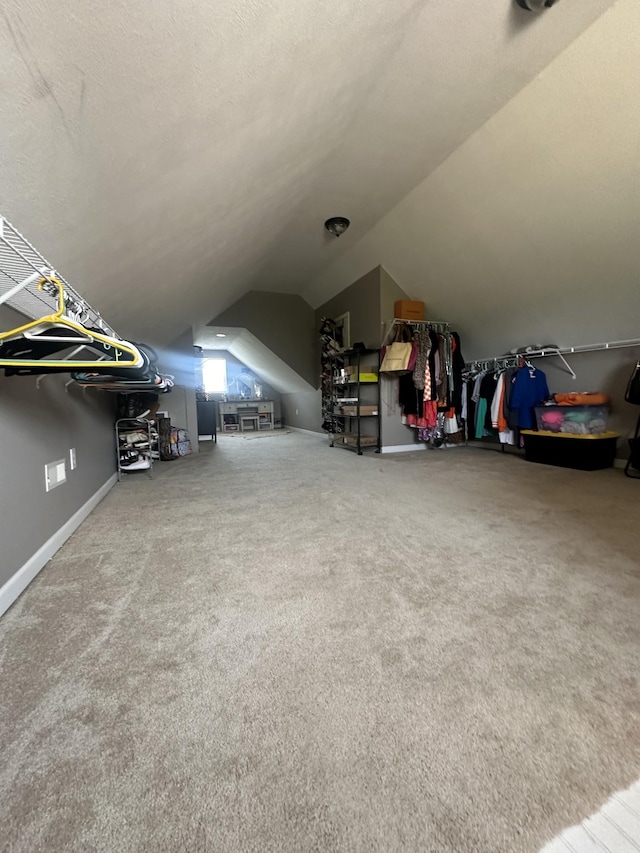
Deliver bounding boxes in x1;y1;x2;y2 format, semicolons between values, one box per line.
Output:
0;277;144;369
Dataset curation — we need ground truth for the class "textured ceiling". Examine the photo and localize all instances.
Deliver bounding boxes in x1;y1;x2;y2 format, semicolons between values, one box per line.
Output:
304;0;640;358
0;0;616;343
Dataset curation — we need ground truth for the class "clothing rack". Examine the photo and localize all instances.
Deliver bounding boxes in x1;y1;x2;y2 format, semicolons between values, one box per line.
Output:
382;318;450;346
465;338;640;381
0;215;118;338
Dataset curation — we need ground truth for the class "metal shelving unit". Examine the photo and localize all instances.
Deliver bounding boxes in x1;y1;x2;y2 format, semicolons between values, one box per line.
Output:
116;418;156;480
329;347;381;455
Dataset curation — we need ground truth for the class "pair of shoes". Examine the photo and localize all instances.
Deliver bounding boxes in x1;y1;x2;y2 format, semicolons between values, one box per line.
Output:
121;456;151;470
119;449;139;465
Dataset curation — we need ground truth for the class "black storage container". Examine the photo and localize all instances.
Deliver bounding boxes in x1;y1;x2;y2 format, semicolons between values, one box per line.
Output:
520;430;619;471
196;400;218;441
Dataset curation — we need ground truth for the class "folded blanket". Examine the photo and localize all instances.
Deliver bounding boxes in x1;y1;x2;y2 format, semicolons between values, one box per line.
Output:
554;392;610;406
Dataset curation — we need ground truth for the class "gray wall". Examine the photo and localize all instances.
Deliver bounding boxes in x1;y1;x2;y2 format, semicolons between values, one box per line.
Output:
0;306;116;588
379;377;425;450
210;292;317;387
316;267;382;350
157;328;199;453
288;266;425;442
284;267;383;434
281;389;322;433
380;266;411;329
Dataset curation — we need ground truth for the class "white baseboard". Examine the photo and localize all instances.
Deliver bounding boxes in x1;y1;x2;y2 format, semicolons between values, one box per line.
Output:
285;426;325;437
381;444;427;454
288;431;428;453
0;473;117;619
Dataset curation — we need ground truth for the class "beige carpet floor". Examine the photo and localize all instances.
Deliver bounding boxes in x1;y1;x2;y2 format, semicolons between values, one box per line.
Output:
1;433;639;853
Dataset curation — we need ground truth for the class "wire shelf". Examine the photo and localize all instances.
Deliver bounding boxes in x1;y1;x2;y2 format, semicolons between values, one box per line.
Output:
0;215;118;338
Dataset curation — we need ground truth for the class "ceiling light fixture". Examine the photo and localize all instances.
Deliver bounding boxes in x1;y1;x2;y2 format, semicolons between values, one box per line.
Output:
324;217;350;238
216;333;226;338
515;0;558;9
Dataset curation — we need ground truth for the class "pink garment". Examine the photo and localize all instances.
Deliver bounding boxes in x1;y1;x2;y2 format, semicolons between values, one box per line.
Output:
540;410;565;431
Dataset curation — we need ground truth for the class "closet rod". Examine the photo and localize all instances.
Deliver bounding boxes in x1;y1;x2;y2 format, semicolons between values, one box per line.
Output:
382;318;450;346
467;350;576;379
386;318;450;329
470;337;640;365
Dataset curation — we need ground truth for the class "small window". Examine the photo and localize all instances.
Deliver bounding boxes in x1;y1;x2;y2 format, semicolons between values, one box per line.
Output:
202;358;227;394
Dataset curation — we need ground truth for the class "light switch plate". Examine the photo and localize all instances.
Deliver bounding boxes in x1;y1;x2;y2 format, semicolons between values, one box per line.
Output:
69;448;77;470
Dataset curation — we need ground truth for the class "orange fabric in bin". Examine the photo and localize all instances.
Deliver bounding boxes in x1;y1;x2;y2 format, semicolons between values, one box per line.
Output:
554;392;610;406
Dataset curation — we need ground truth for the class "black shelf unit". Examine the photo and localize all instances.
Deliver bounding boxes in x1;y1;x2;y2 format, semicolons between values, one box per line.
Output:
328;347;381;455
196;399;218;441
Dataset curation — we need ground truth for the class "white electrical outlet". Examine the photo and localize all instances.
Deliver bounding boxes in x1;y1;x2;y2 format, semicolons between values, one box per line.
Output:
69;448;77;470
45;459;66;492
295;409;299;415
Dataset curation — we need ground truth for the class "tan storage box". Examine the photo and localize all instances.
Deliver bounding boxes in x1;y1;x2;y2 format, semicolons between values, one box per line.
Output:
342;435;378;447
394;300;425;321
341;405;378;416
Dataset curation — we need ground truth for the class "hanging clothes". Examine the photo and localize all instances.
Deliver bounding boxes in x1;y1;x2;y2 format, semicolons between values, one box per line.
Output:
451;332;465;416
490;371;516;445
398;372;420;417
508;365;550;430
391;324;462;445
412;330;431;391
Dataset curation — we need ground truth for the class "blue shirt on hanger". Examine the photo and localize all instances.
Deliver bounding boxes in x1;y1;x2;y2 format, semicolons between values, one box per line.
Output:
509;366;549;429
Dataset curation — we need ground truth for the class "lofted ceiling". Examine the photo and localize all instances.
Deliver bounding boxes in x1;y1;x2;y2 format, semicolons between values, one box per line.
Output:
197;326;315;394
304;0;640;359
1;0;617;344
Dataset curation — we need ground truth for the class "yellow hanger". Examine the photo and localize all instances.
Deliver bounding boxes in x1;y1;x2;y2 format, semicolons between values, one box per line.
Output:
0;277;144;369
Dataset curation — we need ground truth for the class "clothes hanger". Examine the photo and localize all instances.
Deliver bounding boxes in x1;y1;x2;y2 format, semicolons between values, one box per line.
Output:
0;277;144;369
72;373;174;393
4;339;157;379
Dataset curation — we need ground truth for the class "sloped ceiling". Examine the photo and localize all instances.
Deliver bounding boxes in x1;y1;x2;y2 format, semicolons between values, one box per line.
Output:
0;0;615;345
197;326;315;394
304;0;640;359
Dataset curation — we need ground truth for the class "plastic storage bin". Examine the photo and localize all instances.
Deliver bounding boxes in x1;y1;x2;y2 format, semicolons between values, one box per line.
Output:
534;404;609;435
521;430;619;470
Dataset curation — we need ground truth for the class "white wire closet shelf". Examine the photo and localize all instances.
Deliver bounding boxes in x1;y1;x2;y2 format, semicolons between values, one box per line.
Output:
0;215;118;338
466;338;640;380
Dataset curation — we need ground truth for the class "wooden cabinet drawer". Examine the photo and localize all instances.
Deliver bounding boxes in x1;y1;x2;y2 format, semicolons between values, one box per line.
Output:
220;403;237;414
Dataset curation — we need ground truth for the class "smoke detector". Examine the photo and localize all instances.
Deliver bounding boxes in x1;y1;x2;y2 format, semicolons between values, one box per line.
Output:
516;0;558;9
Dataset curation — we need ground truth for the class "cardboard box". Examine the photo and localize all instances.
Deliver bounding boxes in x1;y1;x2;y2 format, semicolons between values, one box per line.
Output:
341;405;378;416
342;435;378;447
394;300;425;321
